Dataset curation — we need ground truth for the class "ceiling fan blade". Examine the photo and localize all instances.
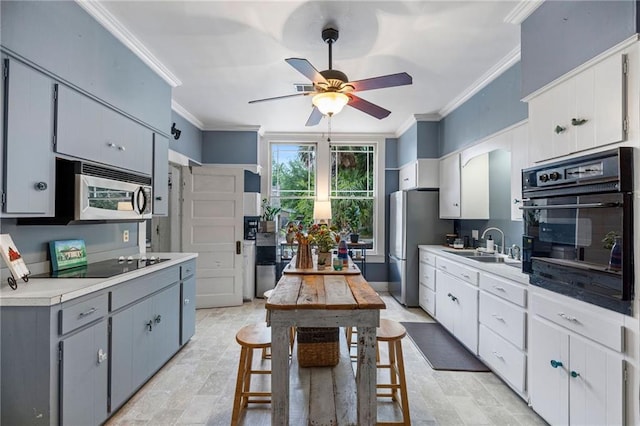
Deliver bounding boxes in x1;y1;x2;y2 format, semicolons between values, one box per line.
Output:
347;94;391;119
305;107;323;127
285;58;328;84
348;72;412;92
248;92;309;104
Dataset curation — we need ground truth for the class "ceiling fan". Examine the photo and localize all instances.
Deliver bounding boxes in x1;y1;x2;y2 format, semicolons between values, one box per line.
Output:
249;27;413;126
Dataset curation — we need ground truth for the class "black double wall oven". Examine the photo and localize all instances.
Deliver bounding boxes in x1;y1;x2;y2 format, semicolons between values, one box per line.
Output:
521;147;634;315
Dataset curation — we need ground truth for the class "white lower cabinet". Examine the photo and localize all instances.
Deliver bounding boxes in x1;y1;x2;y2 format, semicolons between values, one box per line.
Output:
418;254;436;316
528;291;625;425
479;325;526;394
435;265;479;354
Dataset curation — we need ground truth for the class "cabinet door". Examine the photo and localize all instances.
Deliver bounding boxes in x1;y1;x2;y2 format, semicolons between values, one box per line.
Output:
528;317;569;426
434;270;456;333
3;58;55;216
150;284;180;370
56;85;153;175
528;89;555;163
438;154;460;218
59;320;108;426
591;53;626;149
569;336;624;426
460;153;489;219
398;162;416;190
181;274;197;344
450;278;479;354
153;134;169;216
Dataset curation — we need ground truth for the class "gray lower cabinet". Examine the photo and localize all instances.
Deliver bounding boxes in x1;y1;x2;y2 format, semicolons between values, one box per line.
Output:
59;320;109;425
0;259;196;425
2;57;56;217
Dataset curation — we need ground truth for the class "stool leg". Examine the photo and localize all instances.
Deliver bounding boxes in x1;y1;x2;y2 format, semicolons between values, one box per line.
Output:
242;348;255;408
395;339;411;425
231;346;249;426
388;341;399;402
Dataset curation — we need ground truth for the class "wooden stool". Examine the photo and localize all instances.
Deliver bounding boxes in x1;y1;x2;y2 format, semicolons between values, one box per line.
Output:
231;323;271;426
345;326;358;360
376;319;411;425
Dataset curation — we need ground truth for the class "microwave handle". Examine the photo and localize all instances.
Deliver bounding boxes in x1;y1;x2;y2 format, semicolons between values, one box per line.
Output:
519;202;620;210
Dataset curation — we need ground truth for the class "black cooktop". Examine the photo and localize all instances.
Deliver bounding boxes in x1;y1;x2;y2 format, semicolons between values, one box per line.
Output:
32;257;169;279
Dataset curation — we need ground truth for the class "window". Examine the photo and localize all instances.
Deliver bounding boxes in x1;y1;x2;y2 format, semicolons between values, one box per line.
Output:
330;144;375;245
270;143;316;228
265;135;384;256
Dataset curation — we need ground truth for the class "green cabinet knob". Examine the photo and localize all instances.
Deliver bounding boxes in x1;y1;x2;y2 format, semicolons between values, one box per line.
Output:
570;371;580;378
571;118;587;126
550;359;563;368
554;125;566;134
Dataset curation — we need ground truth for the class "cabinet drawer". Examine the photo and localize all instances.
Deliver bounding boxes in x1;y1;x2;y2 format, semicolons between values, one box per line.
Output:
180;260;196;279
479;292;526;349
110;266;180;311
419;262;436;291
59;293;109;335
530;291;624;352
479;324;526;394
436;257;478;286
419;249;436;266
479;273;526;307
419;283;435;317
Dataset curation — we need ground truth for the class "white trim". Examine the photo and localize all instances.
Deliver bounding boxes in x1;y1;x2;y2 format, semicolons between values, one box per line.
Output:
522;34;640;102
74;0;182;88
394;113;441;138
172;101;204;129
504;0;545;25
439;46;521;117
168;149;200;167
203;125;263;132
203;163;262;174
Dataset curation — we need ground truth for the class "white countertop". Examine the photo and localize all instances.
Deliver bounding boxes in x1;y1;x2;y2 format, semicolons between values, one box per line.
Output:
0;252;198;307
418;245;529;285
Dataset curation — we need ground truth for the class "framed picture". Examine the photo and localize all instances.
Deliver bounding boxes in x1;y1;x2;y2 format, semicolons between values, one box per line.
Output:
50;239;87;271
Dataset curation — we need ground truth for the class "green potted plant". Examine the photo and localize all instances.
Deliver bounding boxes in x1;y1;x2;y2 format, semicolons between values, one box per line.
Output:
345;204;361;243
260;198;281;232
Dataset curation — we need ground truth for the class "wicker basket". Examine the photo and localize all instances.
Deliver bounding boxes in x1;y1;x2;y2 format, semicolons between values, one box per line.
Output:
296;327;340;367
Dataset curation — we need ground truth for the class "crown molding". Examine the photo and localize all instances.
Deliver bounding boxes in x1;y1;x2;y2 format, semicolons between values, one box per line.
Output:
439;45;521;118
203;125;263;132
504;0;545;25
75;0;181;88
394;113;441;138
172;101;204;129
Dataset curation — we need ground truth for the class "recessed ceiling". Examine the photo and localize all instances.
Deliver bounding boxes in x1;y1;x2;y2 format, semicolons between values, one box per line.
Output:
88;1;535;135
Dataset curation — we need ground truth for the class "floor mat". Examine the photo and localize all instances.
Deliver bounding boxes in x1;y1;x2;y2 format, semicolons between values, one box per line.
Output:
400;322;490;372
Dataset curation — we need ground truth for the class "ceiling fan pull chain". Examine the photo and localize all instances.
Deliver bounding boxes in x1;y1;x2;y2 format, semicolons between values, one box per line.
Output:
327;116;332;143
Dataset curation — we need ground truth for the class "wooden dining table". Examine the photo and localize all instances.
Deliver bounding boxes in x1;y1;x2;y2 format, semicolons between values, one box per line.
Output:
265;271;386;425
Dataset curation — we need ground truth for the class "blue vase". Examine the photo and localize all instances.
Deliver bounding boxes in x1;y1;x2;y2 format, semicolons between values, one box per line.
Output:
609;236;622;272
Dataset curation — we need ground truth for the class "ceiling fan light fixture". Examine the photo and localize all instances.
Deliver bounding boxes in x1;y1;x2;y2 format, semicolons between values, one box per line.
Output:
312;92;349;116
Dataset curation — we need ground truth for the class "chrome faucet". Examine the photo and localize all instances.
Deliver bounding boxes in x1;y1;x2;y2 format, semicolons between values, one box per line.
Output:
481;227;505;255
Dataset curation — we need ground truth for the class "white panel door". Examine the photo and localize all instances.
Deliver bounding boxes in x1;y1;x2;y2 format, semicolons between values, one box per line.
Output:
182;166;244;308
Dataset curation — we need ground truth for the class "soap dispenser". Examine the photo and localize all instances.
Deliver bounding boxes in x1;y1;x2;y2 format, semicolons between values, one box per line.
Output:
486;235;494;253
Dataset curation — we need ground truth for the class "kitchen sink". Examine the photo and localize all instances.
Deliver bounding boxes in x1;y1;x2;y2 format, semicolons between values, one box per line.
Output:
445;250;522;266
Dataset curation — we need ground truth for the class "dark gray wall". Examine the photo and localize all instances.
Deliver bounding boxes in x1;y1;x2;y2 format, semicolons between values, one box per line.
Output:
385;138;398;169
202;131;258;164
1;1;172;135
397;123;417;167
170;112;203;163
521;1;639;97
244;171;261;193
439;63;527;157
417;121;439;159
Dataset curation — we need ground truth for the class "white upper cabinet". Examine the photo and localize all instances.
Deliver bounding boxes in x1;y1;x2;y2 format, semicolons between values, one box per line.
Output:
399;159;439;190
528;52;627;163
438;154;460;218
460;153;489;220
509;122;528;221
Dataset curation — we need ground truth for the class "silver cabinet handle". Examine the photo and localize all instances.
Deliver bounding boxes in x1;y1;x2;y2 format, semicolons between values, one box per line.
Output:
462;273;470;279
97;348;108;364
184;298;190;305
493;286;506;292
118;145;126;151
107;142;116;148
492;314;505;322
78;307;97;319
492;351;504;360
558;312;578;322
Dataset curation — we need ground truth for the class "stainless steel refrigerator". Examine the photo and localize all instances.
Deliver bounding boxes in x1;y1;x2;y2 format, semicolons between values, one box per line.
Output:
389;190;452;306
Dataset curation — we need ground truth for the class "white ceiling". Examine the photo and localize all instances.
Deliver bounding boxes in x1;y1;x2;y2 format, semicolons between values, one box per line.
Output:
86;1;540;135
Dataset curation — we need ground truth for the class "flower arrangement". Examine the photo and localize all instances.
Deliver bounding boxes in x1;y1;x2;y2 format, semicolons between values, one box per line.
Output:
308;223;338;253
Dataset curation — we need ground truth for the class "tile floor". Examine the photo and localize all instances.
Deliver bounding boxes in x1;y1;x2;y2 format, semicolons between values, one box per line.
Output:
105;293;547;425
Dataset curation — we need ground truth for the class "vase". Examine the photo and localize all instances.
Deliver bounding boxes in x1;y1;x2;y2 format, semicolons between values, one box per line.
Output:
608;236;622;272
296;242;313;269
285;232;295;244
317;251;331;268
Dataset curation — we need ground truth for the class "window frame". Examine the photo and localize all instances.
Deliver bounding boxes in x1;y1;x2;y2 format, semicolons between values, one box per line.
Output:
262;133;386;260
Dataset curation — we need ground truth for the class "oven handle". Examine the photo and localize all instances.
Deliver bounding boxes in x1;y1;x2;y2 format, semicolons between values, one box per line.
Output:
519;202;621;210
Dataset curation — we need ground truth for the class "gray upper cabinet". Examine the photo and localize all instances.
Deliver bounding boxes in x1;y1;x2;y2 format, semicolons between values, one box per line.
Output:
153;134;169;216
2;58;55;216
55;84;153;175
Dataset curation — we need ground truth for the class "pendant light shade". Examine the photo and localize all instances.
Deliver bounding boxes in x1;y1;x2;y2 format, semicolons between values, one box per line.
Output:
312;92;349;116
